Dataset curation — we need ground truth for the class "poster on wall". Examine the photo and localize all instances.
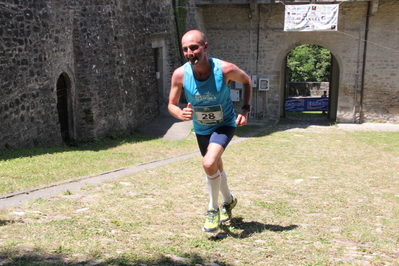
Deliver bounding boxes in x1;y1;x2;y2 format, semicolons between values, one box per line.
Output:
284;4;339;32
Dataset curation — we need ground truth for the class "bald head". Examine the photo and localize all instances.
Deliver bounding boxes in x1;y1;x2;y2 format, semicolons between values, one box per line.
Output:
181;30;209;65
182;30;206;46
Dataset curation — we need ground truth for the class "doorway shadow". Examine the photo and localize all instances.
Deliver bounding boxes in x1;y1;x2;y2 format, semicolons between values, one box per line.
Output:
278;112;335;130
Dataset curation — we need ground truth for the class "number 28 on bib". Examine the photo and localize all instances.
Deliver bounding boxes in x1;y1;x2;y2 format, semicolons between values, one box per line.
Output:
193;105;224;125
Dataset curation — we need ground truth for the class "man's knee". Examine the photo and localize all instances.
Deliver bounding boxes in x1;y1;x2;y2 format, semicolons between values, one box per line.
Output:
202;156;216;171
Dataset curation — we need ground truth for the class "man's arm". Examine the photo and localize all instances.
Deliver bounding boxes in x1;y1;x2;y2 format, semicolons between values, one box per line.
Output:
221;61;253;126
168;67;193;121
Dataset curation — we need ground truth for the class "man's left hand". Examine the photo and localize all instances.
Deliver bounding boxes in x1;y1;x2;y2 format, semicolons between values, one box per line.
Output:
235;112;248;127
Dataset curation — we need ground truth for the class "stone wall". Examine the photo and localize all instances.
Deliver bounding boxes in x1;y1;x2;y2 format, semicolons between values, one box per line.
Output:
0;0;178;149
1;0;65;149
288;82;330;97
2;0;399;150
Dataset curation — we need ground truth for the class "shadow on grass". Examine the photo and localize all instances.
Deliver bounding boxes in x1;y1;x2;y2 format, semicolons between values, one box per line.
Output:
0;123;266;162
281;112;335;127
0;253;232;266
0;112;333;161
0;220;16;226
210;217;298;240
244;112;335;140
0;130;156;161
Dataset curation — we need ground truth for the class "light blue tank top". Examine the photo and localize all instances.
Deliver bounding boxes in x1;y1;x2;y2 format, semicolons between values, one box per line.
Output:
183;58;236;135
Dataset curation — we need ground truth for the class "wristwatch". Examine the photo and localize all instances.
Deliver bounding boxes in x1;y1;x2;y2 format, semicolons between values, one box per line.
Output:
242;104;251;112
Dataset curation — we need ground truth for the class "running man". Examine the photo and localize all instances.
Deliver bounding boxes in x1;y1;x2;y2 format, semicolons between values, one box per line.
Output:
168;30;252;232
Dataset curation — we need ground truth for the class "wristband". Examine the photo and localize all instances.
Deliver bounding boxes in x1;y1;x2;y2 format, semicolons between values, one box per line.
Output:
242;104;251;112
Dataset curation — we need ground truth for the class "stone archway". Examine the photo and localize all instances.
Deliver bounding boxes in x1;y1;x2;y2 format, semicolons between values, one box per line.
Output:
279;44;340;122
56;73;74;143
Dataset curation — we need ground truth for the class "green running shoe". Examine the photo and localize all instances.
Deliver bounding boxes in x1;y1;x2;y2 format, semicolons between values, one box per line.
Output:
220;196;237;222
203;209;220;232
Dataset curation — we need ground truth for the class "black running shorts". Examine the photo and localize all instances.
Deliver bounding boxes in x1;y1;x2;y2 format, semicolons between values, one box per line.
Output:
195;126;236;156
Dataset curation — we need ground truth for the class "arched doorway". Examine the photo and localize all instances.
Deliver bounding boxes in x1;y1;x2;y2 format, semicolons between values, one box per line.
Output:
56;73;73;143
283;44;339;123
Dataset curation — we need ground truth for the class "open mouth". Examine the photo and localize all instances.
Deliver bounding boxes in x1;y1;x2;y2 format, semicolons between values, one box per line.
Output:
187;57;199;65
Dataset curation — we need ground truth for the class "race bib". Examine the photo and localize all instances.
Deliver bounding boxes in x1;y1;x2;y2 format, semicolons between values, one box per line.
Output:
193;105;224;125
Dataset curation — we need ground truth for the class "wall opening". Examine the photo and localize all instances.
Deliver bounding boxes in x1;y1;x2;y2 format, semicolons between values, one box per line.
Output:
56;73;72;143
152;34;174;114
283;44;339;123
153;47;165;112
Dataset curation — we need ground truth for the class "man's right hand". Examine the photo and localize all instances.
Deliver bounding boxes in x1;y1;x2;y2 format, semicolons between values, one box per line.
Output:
181;103;193;121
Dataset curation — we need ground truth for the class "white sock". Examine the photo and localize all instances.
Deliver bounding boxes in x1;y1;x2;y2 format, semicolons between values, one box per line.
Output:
206;170;221;210
220;170;232;204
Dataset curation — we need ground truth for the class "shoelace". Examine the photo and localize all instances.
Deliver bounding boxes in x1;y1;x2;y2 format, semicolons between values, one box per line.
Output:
206;211;218;222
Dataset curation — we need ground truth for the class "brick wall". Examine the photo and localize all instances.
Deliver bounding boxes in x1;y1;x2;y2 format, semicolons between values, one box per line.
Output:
195;0;399;123
361;0;399;122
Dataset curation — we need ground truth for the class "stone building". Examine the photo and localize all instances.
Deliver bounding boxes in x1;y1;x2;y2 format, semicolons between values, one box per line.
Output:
1;0;398;150
1;0;181;149
190;0;399;123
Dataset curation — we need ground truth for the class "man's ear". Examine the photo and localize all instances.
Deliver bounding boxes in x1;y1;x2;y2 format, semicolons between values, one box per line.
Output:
204;42;208;51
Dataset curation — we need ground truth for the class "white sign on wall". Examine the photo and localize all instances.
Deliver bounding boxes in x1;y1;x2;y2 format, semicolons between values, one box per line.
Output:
230;89;240;102
284;4;339;32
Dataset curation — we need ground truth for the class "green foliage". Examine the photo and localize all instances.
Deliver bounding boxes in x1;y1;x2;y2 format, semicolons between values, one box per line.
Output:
173;0;189;64
287;44;331;82
176;0;189;35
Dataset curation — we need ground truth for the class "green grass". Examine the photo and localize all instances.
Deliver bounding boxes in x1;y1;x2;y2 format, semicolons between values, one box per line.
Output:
0;132;194;195
0;121;398;265
0;126;262;196
347;131;399;154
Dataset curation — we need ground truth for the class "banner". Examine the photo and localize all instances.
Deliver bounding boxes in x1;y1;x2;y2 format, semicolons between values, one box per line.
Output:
284;4;339;32
285;97;329;112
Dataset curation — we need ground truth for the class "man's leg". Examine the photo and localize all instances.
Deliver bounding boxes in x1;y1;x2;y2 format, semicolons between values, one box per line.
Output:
218;159;232;203
202;143;224;232
203;143;225;210
219;161;237;222
197;127;236;231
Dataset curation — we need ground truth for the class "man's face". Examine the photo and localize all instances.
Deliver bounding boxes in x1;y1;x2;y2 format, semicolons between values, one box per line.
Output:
181;33;207;65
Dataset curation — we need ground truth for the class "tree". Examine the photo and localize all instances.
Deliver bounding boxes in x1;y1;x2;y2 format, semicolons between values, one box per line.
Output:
287;44;331;82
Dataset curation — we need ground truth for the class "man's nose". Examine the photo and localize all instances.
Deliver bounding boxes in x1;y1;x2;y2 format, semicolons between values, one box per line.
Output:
187;48;194;55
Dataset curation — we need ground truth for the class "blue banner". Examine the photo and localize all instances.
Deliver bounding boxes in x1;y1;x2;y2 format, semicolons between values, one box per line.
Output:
285;97;328;112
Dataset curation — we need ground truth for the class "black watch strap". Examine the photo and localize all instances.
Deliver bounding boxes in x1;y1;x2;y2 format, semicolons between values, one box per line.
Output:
242;104;251;111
